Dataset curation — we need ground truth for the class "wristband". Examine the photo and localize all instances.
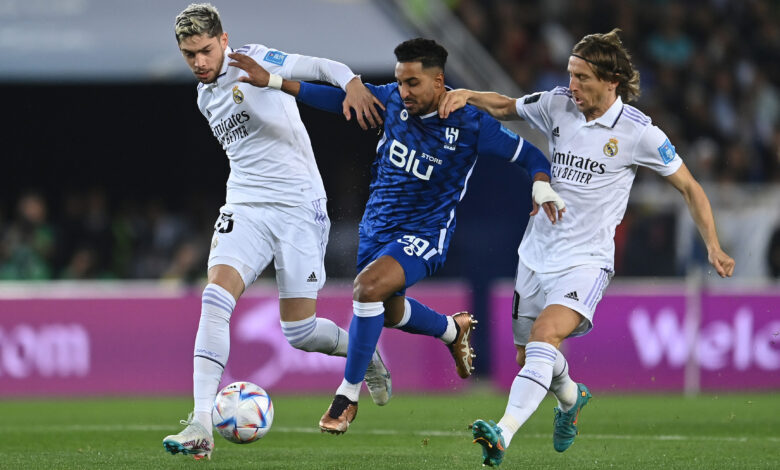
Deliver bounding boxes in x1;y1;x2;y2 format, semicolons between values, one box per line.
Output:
267;73;283;90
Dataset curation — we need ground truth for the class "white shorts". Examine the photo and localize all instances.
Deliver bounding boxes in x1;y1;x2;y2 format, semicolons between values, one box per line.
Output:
511;258;613;346
207;199;330;299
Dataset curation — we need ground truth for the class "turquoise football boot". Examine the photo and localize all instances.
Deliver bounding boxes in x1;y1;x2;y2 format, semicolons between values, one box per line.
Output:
553;383;592;452
471;419;506;467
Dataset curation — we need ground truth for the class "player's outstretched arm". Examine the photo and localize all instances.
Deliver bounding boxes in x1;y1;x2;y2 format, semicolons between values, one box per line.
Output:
439;89;519;121
287;55;383;128
665;163;735;277
228;52;369;119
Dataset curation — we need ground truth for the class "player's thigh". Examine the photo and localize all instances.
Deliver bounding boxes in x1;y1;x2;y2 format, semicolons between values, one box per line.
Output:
208;203;274;289
357;232;445;294
538;265;613;338
270;199;330;300
512;258;546;347
353;255;406;302
279;297;317;322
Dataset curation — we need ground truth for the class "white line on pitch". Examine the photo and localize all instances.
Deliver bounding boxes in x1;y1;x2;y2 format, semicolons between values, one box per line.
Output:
0;425;776;443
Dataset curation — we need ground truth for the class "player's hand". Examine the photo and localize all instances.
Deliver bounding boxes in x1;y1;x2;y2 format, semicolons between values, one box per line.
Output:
530;180;565;224
438;89;471;119
343;77;384;130
228;52;271;87
708;247;735;278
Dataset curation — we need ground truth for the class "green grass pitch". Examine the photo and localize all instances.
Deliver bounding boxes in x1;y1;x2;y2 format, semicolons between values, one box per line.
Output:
0;390;777;469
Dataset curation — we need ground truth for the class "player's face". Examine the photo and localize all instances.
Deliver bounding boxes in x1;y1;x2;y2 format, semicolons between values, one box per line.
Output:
567;55;618;121
395;61;444;115
179;32;228;84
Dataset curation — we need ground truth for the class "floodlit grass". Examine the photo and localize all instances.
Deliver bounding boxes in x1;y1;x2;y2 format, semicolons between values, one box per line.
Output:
0;390;777;469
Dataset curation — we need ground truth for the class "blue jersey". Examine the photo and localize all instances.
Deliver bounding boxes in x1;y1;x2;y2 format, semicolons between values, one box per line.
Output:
360;83;546;248
295;81;550;256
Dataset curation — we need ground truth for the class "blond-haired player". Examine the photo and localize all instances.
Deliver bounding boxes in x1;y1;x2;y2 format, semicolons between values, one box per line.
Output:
439;28;734;466
162;3;390;460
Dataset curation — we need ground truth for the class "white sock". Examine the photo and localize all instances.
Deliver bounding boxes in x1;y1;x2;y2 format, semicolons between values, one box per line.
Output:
439;316;457;344
497;341;557;447
281;315;349;356
550;350;578;412
193;283;236;433
336;378;362;402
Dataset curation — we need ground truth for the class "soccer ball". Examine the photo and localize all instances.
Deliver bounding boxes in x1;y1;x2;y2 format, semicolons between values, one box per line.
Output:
212;381;274;443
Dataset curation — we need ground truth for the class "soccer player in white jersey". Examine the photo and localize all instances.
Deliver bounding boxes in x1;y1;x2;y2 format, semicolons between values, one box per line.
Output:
439;29;735;466
162;3;390;460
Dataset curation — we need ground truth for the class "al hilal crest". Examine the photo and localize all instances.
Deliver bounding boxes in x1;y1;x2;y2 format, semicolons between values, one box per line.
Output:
232;85;244;104
603;137;618;157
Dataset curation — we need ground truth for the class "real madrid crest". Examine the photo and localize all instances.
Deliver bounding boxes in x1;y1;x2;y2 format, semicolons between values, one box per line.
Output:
232;85;244;104
603;137;618;157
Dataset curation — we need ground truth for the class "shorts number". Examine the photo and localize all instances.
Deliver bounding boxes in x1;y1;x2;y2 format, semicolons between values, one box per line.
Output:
214;211;234;234
397;235;430;257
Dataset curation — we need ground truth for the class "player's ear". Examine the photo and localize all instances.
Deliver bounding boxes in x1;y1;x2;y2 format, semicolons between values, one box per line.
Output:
434;71;445;89
220;32;228;49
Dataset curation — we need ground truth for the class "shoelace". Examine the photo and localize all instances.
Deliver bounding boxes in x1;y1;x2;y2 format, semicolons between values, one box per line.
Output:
180;412;195;426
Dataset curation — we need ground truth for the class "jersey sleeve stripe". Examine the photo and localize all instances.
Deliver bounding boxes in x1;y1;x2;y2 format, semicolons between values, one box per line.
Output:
551;86;572;97
622;106;651;124
508;139;525;163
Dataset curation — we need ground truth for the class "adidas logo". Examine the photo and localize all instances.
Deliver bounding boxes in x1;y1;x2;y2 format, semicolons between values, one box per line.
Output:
564;291;579;301
307;272;318;282
552;126;560;137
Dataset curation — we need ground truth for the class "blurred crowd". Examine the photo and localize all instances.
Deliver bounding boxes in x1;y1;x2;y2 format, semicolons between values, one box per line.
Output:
2;0;779;281
454;0;780;183
0;190;213;281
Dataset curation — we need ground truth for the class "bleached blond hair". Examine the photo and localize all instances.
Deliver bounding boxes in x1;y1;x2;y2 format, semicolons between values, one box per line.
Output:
174;3;223;44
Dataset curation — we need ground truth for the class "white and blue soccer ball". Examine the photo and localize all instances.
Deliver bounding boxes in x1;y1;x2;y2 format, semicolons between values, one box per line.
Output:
212;381;274;444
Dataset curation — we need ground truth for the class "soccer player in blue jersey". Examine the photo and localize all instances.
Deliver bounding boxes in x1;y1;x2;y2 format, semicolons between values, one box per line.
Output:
228;38;565;434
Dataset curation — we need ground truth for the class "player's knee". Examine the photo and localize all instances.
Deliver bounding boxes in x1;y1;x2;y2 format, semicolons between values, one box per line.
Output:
352;275;385;302
529;323;565;347
281;323;317;352
286;335;316;352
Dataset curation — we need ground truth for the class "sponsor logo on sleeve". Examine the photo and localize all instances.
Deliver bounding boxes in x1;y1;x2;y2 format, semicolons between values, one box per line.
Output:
658;138;676;164
523;92;542;104
263;50;287;66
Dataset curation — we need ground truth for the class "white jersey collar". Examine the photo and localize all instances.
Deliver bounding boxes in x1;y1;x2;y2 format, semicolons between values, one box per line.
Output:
585;95;623;128
420;110;439;120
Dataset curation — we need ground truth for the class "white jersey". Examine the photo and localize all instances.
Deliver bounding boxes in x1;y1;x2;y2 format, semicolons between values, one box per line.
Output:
515;87;683;273
196;44;357;206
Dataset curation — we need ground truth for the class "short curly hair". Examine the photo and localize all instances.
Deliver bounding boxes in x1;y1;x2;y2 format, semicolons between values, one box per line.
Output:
394;38;448;70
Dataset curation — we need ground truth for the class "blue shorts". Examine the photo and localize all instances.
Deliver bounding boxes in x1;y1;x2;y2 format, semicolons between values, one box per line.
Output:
357;231;447;296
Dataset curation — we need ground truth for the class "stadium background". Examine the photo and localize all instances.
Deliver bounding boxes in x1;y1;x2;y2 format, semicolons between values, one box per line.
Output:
1;0;779;416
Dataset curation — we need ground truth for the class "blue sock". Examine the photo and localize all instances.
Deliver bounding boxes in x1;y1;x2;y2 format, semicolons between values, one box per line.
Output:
344;313;384;384
398;297;448;337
